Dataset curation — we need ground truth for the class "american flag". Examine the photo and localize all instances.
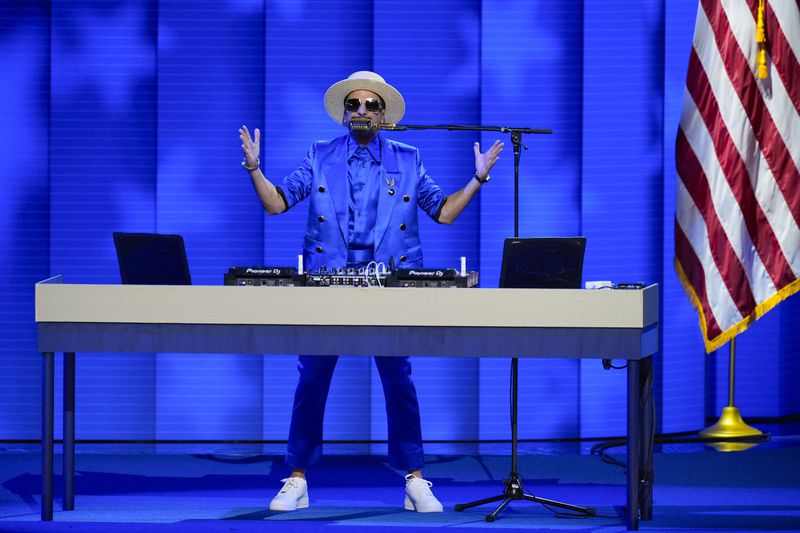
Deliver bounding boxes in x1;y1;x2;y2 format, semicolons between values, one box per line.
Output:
675;0;800;353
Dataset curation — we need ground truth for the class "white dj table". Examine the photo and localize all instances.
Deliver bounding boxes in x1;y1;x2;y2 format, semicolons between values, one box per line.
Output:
36;276;658;529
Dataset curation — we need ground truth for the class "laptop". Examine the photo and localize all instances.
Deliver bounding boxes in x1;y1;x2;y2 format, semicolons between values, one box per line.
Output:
113;232;192;285
499;237;586;289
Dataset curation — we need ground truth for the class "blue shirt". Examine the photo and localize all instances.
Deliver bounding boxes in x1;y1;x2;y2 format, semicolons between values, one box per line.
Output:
346;135;382;264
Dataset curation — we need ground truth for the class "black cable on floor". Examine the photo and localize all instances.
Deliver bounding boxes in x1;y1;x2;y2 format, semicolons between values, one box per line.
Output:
590;432;772;470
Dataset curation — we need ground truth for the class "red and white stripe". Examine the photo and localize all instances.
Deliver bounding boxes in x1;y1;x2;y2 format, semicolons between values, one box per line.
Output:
676;0;800;352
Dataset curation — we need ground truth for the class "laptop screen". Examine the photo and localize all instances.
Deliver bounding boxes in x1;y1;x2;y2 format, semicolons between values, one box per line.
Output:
113;232;192;285
499;237;586;289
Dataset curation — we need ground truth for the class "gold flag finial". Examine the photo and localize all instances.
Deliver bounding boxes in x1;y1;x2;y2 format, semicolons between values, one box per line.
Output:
757;0;768;78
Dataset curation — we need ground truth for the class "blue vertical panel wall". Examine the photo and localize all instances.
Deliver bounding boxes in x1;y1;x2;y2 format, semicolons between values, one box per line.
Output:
3;1;798;446
661;0;706;433
0;1;50;439
155;0;264;441
50;0;157;440
372;0;482;451
779;298;800;416
580;1;666;437
478;0;583;443
260;0;375;447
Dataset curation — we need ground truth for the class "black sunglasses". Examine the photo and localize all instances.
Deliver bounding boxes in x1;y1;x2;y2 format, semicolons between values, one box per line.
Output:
344;97;384;113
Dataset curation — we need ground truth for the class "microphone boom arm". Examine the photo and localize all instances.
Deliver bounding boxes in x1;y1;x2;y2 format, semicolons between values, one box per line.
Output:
376;123;552;135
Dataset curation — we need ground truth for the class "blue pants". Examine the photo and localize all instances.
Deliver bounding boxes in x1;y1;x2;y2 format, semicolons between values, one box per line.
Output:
285;355;425;471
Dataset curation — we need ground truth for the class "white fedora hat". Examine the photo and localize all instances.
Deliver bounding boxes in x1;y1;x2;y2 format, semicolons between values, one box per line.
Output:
324;71;405;125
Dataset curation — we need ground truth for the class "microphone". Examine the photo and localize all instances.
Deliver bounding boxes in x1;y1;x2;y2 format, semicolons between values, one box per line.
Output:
348;121;401;131
348;120;374;131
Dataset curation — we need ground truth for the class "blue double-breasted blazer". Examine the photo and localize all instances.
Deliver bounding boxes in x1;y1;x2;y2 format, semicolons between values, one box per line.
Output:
276;134;446;271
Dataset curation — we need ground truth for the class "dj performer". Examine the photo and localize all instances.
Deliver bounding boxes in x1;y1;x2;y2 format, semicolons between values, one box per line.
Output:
238;71;503;513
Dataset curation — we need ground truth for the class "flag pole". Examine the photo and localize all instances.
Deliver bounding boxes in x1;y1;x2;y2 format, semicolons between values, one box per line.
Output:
700;337;763;451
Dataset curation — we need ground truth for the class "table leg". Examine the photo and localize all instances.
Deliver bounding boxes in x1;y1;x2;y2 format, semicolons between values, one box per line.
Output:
639;355;654;521
626;359;640;530
41;352;54;521
63;352;75;511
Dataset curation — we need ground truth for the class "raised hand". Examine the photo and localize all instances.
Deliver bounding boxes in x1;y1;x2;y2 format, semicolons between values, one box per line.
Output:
239;125;261;168
474;140;504;180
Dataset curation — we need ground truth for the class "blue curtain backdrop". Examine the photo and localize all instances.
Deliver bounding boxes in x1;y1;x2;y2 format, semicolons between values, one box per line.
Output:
1;0;797;446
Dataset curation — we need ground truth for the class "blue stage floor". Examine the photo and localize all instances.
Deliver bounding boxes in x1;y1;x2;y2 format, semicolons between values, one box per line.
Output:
1;436;799;532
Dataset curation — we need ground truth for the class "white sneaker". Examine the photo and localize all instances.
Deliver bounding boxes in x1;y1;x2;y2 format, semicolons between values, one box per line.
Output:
404;474;444;512
269;477;309;511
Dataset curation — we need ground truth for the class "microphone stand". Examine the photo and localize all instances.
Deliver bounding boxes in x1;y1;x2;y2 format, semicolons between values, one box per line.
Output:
377;122;595;522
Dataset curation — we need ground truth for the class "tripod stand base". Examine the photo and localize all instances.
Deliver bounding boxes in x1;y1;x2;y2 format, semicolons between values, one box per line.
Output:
454;473;595;522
